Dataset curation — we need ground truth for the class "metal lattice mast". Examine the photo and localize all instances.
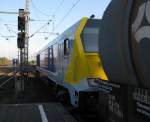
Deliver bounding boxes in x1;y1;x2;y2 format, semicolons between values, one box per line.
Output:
23;0;30;65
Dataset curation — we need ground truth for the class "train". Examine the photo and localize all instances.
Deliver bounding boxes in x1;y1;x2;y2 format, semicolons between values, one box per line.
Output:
36;17;105;111
36;0;150;122
96;0;150;122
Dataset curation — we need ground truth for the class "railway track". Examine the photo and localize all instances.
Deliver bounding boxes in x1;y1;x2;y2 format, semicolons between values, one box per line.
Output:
0;75;6;80
0;73;14;94
0;76;14;88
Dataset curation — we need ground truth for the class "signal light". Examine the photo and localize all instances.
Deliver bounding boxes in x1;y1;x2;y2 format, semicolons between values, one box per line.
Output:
18;9;25;31
17;32;25;49
18;16;25;31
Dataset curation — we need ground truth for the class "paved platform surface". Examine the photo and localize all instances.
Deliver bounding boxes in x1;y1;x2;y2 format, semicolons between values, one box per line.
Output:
0;103;77;122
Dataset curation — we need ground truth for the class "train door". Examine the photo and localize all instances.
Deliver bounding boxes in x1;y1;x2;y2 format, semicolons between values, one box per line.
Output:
63;38;70;68
58;38;70;82
58;43;63;81
36;55;40;66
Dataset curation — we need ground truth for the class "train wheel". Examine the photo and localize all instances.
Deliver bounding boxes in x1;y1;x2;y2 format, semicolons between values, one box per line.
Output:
57;88;70;105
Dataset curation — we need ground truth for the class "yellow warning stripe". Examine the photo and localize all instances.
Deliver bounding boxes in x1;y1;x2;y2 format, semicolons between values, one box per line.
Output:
64;17;108;85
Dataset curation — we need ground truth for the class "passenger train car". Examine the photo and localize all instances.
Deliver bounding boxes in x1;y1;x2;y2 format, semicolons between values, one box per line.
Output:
36;17;107;110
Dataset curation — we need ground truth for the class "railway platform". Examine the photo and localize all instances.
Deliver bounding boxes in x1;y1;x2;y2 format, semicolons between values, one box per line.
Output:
0;103;77;122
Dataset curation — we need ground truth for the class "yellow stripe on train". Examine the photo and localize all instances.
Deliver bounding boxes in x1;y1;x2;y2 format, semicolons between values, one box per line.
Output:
64;17;108;85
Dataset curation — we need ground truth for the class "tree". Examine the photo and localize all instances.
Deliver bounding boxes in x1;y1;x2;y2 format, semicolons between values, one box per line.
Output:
0;57;10;66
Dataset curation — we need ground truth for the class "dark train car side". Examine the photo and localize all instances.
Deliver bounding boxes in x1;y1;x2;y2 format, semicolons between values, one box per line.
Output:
94;0;150;122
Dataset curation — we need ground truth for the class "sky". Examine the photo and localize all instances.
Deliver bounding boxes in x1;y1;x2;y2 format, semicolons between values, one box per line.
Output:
0;0;111;60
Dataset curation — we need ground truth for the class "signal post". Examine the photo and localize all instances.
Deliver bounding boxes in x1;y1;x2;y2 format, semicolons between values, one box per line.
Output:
16;9;26;93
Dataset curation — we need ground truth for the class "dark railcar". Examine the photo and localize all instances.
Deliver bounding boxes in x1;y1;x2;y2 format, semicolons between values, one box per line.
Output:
96;0;150;122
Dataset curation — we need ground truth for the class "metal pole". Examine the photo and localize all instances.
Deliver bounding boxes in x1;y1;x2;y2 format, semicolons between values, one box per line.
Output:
20;49;23;92
0;11;18;14
24;0;30;65
18;50;20;63
17;0;30;92
15;49;24;93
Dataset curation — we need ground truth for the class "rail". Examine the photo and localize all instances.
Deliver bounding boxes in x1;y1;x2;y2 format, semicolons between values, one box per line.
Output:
0;77;13;88
0;76;6;80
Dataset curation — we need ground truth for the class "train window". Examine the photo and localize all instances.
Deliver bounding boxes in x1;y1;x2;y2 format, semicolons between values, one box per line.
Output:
36;55;40;66
49;47;53;65
82;27;99;52
40;51;45;67
81;19;100;52
45;49;48;66
64;39;70;55
52;44;58;72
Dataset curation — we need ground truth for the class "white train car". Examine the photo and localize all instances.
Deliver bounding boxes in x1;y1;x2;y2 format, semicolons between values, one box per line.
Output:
36;17;107;112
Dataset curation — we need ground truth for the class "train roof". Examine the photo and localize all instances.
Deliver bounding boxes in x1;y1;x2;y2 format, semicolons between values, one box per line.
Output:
36;17;101;55
37;18;82;54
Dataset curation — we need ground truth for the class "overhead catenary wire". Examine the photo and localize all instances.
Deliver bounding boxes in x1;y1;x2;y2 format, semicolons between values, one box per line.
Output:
45;0;81;40
4;24;17;26
51;0;65;31
4;24;17;34
30;1;41;20
0;32;9;40
30;19;51;22
1;34;16;45
31;0;52;17
0;18;17;39
30;0;80;40
30;0;56;38
53;0;65;15
0;23;17;41
55;0;81;30
0;32;4;37
29;20;51;38
0;19;17;39
30;0;66;40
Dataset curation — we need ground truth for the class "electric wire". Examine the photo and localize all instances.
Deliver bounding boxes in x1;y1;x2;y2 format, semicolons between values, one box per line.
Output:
31;0;52;17
30;0;80;40
30;0;55;39
53;0;65;15
30;19;51;22
55;0;81;29
0;32;9;40
4;24;17;34
29;20;51;38
45;0;81;40
30;0;66;40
